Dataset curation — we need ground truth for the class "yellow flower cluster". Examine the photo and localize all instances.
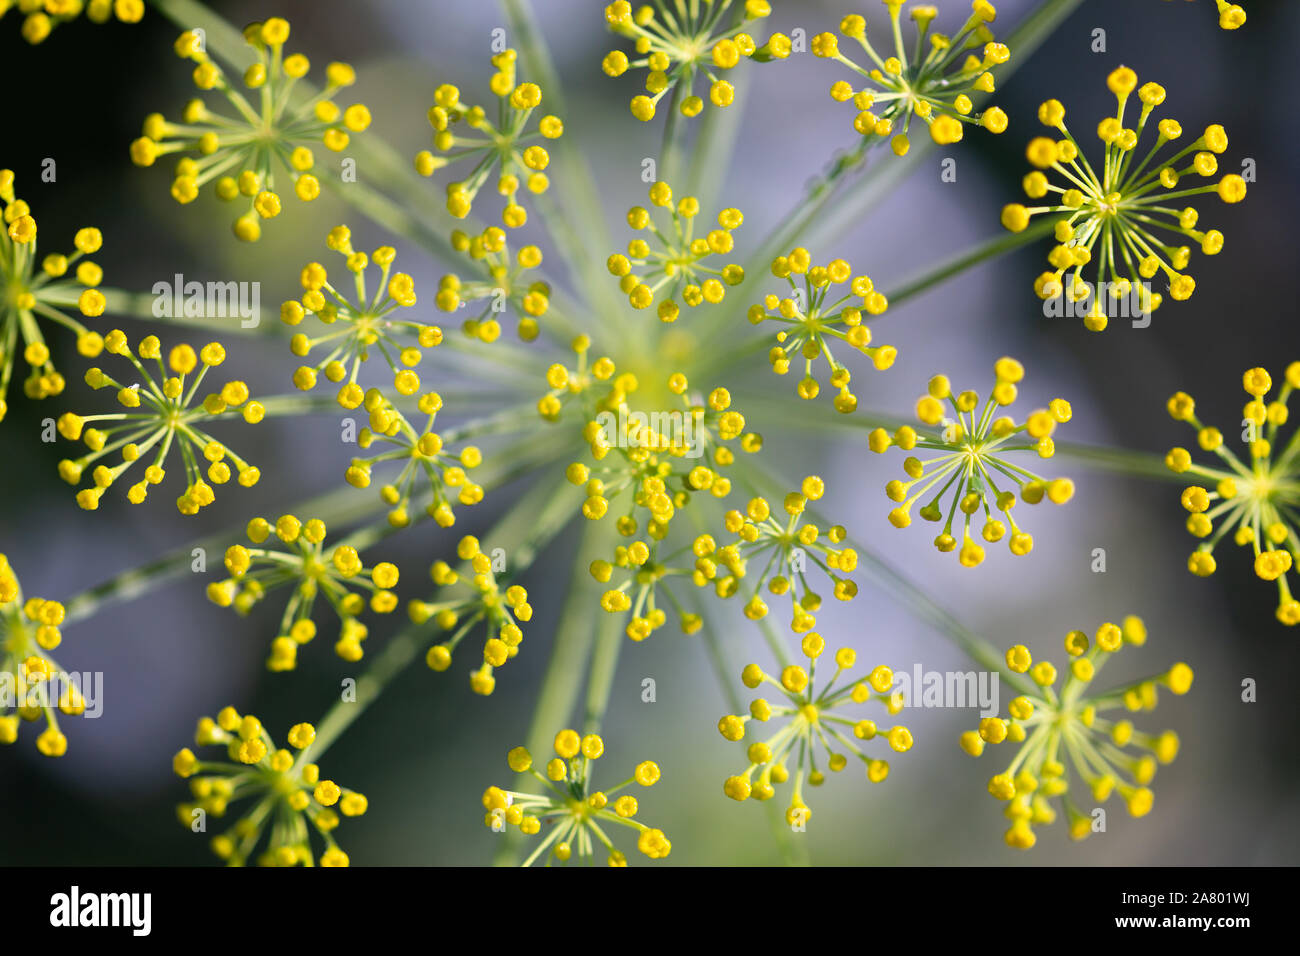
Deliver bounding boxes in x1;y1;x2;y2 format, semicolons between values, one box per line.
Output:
720;638;910;827
284;225;440;405
1001;68;1247;329
57;331;262;514
483;730;668;865
415;50;563;227
574;375;749;524
1168;364;1300;625
3;0;142;45
173;709;366;866
595;477;854;641
435;226;550;343
747;247;894;412
552;369;757;642
961;618;1191;848
410;535;532;696
870;358;1073;565
131;19;368;241
206;515;401;670
607;180;743;322
696;477;859;634
0;554;82;756
602;0;787;121
815;2;1010;156
344;389;485;529
1;170;106;420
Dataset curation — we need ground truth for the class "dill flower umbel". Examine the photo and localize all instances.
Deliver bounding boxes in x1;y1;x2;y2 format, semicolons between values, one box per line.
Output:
483;730;669;866
0;554;83;756
57;331;262;514
1;170;107;421
131;19;370;242
869;357;1073;565
595;472;851;641
602;0;786;121
2;0;142;45
173;709;366;866
284;225;439;408
344;389;485;529
747;246;893;412
414;50;563;226
961;618;1191;849
815;2;1010;157
1000;67;1248;330
410;535;531;696
719;638;910;826
571;373;756;641
435;226;550;343
205;515;401;669
1166;364;1300;625
694;477;859;634
607;180;743;322
571;373;749;526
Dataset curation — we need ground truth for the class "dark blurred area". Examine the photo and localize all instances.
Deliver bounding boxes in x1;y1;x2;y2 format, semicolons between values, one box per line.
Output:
1;0;1296;865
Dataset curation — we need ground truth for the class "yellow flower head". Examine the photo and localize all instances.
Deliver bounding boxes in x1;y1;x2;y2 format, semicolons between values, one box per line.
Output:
569;366;753;516
870;357;1074;565
344;388;485;530
416;49;562;226
131;20;368;241
1001;68;1247;330
602;0;783;121
58;332;261;515
820;2;1010;156
174;708;366;866
286;225;438;407
0;171;107;421
686;477;857;635
484;730;669;865
410;535;531;696
436;226;550;343
609;181;744;322
205;515;401;669
3;0;142;46
748;247;894;413
0;554;81;757
1165;362;1300;626
557;370;758;641
720;639;910;825
963;618;1190;849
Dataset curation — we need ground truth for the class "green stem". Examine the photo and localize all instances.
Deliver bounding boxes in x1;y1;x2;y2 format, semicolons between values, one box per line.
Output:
882;218;1057;308
310;618;424;754
849;541;1036;698
582;613;623;733
659;82;687;190
1054;441;1180;482
74;287;276;337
